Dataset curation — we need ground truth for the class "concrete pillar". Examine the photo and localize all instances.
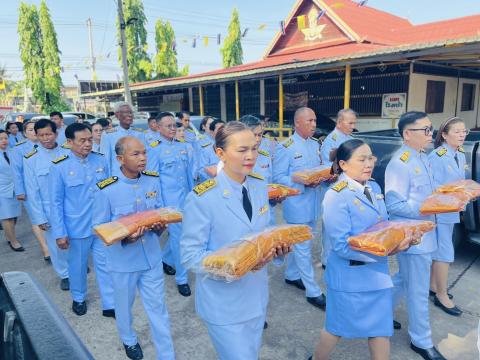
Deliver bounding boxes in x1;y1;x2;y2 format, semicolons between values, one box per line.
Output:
220;84;227;121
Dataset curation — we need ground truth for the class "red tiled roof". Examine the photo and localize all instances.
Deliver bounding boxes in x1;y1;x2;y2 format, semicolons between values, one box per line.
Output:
130;0;480;90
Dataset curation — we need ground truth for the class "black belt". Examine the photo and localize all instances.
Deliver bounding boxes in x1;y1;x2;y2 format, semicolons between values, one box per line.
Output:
349;260;366;266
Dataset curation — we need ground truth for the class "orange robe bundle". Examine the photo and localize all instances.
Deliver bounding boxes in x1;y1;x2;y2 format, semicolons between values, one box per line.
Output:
348;220;435;256
292;166;336;185
202;224;312;280
94;208;183;245
420;179;480;215
267;184;300;199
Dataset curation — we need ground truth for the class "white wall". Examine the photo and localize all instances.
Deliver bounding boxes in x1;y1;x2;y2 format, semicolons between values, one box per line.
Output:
407;73;458;129
457;78;480;129
356;117;395;132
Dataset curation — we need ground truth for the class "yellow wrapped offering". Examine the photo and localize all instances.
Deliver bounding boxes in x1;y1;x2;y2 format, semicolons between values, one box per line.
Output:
202;224;313;280
348;220;435;256
94;208;182;245
267;184;300;199
434;179;480;200
292;166;336;185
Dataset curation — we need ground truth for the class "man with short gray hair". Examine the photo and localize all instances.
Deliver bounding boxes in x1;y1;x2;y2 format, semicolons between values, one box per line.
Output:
100;102;146;175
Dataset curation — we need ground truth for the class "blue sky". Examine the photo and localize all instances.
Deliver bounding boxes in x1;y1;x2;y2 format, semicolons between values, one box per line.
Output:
1;0;479;86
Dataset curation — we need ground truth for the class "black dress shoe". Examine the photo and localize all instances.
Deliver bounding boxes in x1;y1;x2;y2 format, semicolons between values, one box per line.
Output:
60;278;70;291
124;343;143;360
433;295;462;316
72;301;87;316
307;294;326;310
263;321;268;329
308;357;312;360
44;256;51;263
321;264;326;270
102;309;115;318
393;320;401;330
410;343;446;360
8;242;25;252
177;284;191;297
429;290;453;299
163;262;176;275
285;278;306;290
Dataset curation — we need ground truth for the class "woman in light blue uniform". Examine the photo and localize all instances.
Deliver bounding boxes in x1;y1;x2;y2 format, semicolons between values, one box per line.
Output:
0;130;24;251
6;122;23;148
428;117;467;316
181;121;290;360
312;139;409;360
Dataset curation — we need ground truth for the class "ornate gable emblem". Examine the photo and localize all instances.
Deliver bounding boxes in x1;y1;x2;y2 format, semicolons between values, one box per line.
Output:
301;8;326;41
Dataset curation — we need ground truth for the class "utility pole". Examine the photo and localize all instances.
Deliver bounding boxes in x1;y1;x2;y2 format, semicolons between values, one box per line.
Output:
117;0;132;105
86;18;97;81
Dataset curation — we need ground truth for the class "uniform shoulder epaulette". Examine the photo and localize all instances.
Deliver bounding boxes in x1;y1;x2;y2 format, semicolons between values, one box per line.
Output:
175;138;185;143
436;148;447;157
332;133;337;141
186;128;195;133
96;176;118;189
332;180;348;192
282;138;294;148
52;154;68;164
61;142;71;149
198;134;206;140
399;151;410;163
458;146;465;153
143;129;149;133
201;142;212;148
248;172;265;181
91;150;104;156
105;128;117;133
258;149;269;157
150;140;161;148
142;170;159;177
15;139;27;146
24;148;38;159
133;127;143;132
193;179;216;196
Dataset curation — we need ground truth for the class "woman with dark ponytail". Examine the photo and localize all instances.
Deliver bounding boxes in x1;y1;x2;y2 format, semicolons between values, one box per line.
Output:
311;139;409;360
427;117;467;316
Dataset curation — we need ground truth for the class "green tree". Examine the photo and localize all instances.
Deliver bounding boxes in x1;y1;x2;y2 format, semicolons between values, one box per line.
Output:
18;3;45;108
118;0;152;82
39;0;69;112
152;19;188;79
221;8;243;68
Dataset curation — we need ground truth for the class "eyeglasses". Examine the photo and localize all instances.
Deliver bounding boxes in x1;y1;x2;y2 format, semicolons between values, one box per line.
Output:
407;126;434;136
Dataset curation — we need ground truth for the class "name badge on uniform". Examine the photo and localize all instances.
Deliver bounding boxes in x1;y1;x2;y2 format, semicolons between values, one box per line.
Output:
96;167;104;173
145;191;157;199
259;204;268;215
180;150;187;155
294;152;303;159
376;194;384;200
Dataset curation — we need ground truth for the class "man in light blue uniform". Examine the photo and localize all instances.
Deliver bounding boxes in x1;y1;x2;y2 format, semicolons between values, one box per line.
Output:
177;111;197;143
385;111;446;360
144;117;160;144
273;107;326;309
197;119;224;182
50;111;67;146
49;123;114;317
100;102;145;176
93;136;175;360
319;109;356;265
24;119;69;290
147;112;193;296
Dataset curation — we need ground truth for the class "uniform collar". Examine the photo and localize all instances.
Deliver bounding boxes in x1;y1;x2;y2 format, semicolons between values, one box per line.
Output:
443;143;459;156
293;131;308;142
38;143;59;153
402;144;423;157
160;134;174;144
71;151;89;164
118;169;141;185
343;173;367;192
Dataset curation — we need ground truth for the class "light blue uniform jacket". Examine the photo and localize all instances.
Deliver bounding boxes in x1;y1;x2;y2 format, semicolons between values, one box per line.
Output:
11;139;37;196
196;134;218;182
181;171;271;325
428;144;466;224
320;128;353;167
323;174;393;292
385;145;437;254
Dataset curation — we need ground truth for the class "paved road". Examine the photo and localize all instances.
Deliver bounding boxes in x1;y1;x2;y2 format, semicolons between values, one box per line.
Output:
1;208;479;360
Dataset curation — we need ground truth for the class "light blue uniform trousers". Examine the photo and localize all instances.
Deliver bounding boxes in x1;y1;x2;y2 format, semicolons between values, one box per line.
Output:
109;262;175;360
206;314;265;360
45;227;68;279
393;252;433;349
68;236;114;309
284;220;322;297
161;223;188;284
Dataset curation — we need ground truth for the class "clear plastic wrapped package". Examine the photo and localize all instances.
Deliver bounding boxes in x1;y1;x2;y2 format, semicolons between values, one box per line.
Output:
420;193;470;215
434;179;480;200
267;184;300;199
292;166;336;185
93;207;183;245
202;224;313;281
348;220;435;256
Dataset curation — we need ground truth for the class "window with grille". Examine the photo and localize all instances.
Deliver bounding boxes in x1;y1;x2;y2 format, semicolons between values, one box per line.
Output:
461;83;476;112
425;80;445;114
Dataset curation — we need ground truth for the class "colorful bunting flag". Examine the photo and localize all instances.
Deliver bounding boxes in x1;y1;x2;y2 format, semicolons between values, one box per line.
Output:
258;24;267;31
331;2;345;9
242;28;249;37
280;20;286;35
217;33;221;45
357;0;368;6
203;36;209;47
172;41;177;51
192;38;196;48
317;9;326;20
